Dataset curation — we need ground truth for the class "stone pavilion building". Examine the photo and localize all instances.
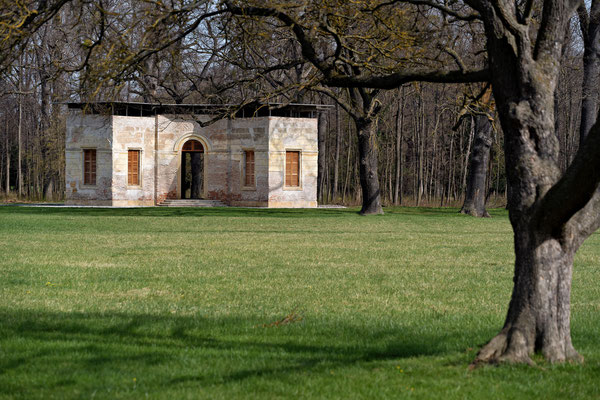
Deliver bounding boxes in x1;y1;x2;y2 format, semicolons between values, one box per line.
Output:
65;102;320;207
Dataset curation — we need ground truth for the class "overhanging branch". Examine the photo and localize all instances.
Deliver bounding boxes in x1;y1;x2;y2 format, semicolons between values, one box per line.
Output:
324;68;490;89
368;0;481;21
534;114;600;237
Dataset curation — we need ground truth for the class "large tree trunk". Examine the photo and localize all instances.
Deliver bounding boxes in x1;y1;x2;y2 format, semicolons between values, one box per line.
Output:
356;119;383;215
460;114;492;217
476;227;581;364
474;91;583;364
473;0;591;365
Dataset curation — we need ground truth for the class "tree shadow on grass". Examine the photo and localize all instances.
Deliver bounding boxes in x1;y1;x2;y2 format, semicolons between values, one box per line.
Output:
0;308;479;395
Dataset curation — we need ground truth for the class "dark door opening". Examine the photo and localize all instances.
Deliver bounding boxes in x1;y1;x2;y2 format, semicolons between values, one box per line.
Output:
181;140;204;199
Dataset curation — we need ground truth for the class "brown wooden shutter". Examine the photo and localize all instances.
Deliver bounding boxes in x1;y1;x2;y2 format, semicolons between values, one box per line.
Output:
128;150;140;185
245;150;255;186
84;149;96;185
285;151;300;187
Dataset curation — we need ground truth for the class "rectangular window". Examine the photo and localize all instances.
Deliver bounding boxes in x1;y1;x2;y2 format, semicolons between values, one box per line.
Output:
128;150;140;186
83;149;96;185
244;150;255;187
285;151;300;187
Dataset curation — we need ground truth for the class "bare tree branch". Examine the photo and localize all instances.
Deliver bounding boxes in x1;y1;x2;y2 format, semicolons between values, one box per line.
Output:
368;0;481;21
324;68;490;89
534;114;600;237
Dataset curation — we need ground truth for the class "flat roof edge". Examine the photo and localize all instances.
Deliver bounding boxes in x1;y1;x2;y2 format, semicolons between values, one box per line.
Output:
63;101;332;118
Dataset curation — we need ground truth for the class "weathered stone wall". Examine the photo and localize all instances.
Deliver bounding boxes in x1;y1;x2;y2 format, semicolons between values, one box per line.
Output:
267;117;318;208
155;115;270;206
65;111;318;208
65;111;113;205
112;116;156;206
225;117;270;207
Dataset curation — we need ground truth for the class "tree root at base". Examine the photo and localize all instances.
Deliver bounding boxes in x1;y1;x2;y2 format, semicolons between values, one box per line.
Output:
470;329;584;369
460;208;491;218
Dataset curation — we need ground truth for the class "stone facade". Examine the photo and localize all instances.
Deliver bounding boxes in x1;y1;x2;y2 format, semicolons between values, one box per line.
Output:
65;103;318;207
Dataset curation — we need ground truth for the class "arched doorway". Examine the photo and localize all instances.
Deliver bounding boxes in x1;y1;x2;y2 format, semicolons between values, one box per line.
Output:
181;139;204;199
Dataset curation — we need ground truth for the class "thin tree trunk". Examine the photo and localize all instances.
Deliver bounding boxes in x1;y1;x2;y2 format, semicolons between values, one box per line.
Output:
390;138;395;204
394;88;404;205
18;67;23;198
429;131;436;203
413;114;418;204
343;117;351;203
5;117;10;195
0;143;3;195
417;97;425;206
317;111;327;202
496;144;500;200
462;117;474;195
333;103;341;200
447;132;454;206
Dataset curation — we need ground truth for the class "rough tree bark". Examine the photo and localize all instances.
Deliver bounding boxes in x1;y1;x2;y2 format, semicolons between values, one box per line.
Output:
356;117;383;215
346;87;384;215
460;114;492;217
311;86;384;214
470;0;595;365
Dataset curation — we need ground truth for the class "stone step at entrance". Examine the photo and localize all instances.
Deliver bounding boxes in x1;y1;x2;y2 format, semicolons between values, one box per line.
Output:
158;199;226;207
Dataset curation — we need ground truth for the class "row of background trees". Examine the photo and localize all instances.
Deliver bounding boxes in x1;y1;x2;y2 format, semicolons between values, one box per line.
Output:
0;14;586;209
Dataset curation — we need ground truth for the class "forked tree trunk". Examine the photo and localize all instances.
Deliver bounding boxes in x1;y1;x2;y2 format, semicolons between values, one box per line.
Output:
472;0;591;366
474;94;583;364
460;114;492;217
356;119;383;215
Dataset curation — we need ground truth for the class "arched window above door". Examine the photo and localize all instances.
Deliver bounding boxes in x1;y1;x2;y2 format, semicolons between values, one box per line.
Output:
182;140;203;152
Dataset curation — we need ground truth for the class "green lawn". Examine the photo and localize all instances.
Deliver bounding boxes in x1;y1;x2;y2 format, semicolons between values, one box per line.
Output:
0;206;599;399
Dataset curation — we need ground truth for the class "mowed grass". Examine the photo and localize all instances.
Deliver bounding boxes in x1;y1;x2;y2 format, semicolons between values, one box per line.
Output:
0;206;599;399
